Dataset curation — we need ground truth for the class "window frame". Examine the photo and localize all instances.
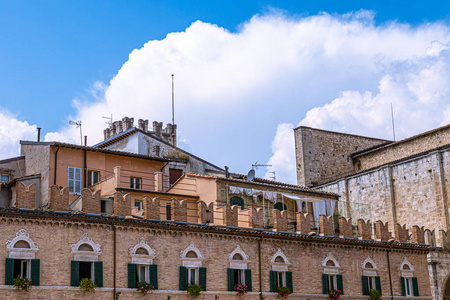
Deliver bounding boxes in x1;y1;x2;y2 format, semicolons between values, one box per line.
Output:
328;274;337;290
134;200;143;211
275;271;286;288
78;261;94;281
0;174;11;182
187;267;199;285
87;170;100;187
367;276;376;290
233;268;245;286
136;264;150;283
68;167;82;194
130;177;142;189
404;277;413;297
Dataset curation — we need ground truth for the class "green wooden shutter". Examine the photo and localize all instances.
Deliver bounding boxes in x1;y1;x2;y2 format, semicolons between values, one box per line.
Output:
150;264;158;290
94;261;103;288
5;258;14;285
375;276;382;295
70;261;80;287
286;271;293;293
322;274;329;294
227;268;235;291
245;269;252;292
401;277;406;296
199;267;207;291
128;264;136;289
270;271;276;292
30;259;40;286
337;274;344;294
412;277;419;296
362;276;369;295
179;266;187;290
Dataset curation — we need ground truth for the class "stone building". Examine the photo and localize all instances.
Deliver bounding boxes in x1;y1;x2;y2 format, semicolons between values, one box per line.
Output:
94;116;224;185
294;124;450;299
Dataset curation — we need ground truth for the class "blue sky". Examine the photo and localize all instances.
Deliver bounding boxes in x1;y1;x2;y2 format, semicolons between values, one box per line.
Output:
2;1;450;183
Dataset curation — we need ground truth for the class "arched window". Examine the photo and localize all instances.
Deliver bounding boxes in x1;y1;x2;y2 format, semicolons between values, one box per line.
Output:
179;242;205;290
361;257;380;295
6;229;40;286
70;233;102;287
322;254;342;294
230;196;245;209
232;253;243;260
270;249;292;293
274;202;287;211
228;245;251;291
186;251;198;258
128;238;157;289
400;258;418;297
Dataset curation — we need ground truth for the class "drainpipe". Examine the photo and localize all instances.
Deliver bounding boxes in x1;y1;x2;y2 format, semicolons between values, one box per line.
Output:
113;223;117;300
258;238;263;300
54;146;60;185
386;249;394;300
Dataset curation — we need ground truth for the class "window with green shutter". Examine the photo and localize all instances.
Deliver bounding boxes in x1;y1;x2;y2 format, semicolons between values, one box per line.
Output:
150;264;158;290
270;271;276;292
71;261;80;287
375;276;382;295
94;261;103;287
5;258;14;285
199;267;207;291
322;273;329;294
227;268;235;291
30;259;40;286
362;276;369;295
245;269;252;292
337;274;344;294
128;263;137;289
412;277;419;296
179;266;187;290
286;271;293;293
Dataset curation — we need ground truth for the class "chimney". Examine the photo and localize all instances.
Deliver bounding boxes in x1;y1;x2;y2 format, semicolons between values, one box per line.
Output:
153;121;162;137
84;136;87;146
37;127;41;142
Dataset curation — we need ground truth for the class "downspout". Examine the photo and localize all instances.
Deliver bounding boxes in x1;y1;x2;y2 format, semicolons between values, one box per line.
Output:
113;223;117;300
258;238;263;300
83;149;87;189
54;146;60;185
386;248;394;300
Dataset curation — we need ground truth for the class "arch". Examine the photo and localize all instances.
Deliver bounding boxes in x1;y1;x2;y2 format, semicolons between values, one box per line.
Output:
180;241;204;259
270;248;290;265
361;256;378;270
274;202;287;211
228;245;249;261
275;256;285;263
230;196;244;209
233;253;243;260
6;229;39;259
322;253;340;268
71;233;101;262
400;257;415;271
129;237;155;264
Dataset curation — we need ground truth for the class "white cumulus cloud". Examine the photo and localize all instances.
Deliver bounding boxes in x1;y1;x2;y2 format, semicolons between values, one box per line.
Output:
33;11;450;184
0;110;37;159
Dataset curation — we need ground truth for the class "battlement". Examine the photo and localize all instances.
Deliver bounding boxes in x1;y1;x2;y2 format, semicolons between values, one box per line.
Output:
103;116;177;146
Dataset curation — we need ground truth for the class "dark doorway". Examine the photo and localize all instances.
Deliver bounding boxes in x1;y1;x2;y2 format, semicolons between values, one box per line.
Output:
79;262;92;280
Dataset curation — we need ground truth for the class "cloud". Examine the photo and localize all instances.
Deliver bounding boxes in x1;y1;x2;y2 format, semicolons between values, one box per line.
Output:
37;10;450;184
0;110;37;159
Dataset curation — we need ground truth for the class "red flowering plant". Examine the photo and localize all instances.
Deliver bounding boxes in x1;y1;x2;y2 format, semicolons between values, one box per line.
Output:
186;284;202;297
79;278;97;292
137;281;154;295
328;289;342;300
277;286;292;298
235;283;248;296
13;276;31;292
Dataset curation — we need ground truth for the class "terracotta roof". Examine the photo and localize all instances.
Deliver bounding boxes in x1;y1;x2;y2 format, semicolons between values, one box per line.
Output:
20;141;169;162
182;172;339;198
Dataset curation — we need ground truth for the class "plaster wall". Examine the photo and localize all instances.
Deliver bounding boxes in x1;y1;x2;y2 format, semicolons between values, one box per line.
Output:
21;145;50;204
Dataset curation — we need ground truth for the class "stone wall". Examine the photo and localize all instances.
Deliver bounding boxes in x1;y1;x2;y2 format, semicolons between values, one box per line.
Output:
294;126;389;186
0;211;432;299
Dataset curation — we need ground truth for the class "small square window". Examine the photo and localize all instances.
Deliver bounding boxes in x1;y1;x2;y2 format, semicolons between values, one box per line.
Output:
134;200;143;211
187;268;198;285
87;170;100;187
130;177;142;189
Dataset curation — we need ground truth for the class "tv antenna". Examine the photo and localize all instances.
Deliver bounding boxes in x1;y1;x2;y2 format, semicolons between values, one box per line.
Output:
102;114;113;126
252;161;272;170
69;120;83;145
390;103;396;141
171;74;175;144
269;171;276;180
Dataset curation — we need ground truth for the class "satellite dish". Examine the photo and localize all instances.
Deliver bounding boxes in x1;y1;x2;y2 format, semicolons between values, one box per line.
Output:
247;169;255;181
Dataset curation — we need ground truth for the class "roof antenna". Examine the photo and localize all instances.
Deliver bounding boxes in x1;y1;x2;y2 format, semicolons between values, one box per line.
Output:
102;114;113;125
390;103;396;141
69;120;83;145
171;74;175;143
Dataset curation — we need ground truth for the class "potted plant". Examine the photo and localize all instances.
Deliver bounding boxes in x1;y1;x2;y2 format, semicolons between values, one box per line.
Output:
137;281;154;295
186;283;202;297
328;289;342;300
13;276;31;292
369;289;381;300
235;283;248;296
277;286;292;298
79;278;97;293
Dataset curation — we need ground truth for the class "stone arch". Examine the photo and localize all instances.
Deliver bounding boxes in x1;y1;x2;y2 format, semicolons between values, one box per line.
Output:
180;241;204;259
400;257;415;271
322;253;340;268
228;245;249;261
71;233;101;262
361;256;378;270
270;248;290;265
6;229;39;259
129;237;155;264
